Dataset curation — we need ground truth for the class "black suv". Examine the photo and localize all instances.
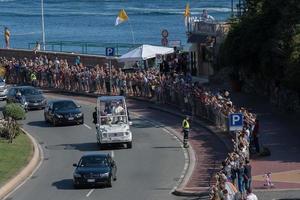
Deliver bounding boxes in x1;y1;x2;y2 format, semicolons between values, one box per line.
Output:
73;153;117;188
44;100;84;126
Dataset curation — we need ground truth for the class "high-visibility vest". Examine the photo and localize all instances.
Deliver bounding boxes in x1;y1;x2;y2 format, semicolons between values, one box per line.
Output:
30;73;37;81
182;119;190;129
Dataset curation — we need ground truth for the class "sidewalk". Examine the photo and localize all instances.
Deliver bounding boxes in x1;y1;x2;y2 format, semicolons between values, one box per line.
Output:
128;89;300;191
227;90;300;190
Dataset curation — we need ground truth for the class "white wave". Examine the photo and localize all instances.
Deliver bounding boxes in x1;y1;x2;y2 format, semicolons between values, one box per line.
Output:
0;0;15;2
13;31;41;36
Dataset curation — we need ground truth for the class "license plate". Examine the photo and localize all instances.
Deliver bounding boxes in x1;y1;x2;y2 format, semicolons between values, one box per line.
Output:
68;117;74;120
33;103;39;106
87;179;95;183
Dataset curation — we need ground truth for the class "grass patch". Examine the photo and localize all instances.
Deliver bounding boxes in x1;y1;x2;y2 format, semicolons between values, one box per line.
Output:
0;133;33;186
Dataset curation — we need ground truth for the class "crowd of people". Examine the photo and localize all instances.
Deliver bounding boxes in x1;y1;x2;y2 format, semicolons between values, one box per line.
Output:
0;54;259;199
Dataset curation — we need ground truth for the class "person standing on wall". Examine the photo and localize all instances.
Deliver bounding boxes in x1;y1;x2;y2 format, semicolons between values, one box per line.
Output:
182;116;190;148
4;27;10;49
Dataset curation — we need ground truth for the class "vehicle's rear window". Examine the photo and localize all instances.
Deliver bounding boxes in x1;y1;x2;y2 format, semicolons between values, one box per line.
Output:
79;156;108;167
53;101;77;110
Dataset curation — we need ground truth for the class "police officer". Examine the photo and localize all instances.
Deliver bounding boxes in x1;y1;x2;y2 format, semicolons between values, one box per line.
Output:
182;116;190;148
30;71;37;86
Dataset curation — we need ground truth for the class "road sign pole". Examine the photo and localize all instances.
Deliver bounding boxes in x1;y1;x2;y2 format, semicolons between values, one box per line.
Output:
105;47;115;96
109;59;112;95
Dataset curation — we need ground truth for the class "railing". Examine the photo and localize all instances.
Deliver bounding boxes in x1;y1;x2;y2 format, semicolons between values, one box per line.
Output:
28;41;142;56
186;17;230;37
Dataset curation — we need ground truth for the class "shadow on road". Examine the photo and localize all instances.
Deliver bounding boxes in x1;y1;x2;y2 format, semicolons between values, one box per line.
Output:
27;121;51;128
45;142;128;151
52;179;108;190
52;179;74;190
152;146;181;149
27;120;84;128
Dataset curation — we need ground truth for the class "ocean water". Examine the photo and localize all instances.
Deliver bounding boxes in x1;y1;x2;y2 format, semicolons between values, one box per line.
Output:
0;0;238;54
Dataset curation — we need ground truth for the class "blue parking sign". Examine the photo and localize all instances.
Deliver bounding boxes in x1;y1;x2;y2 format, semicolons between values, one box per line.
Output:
229;113;243;131
106;47;115;56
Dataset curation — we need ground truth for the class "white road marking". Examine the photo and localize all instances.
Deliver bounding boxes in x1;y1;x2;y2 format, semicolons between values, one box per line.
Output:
84;124;92;130
163;128;171;134
111;150;114;158
86;189;94;197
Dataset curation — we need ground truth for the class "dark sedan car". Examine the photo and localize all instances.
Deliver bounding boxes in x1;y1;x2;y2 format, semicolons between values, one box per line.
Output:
44;100;84;126
73;153;117;188
6;86;47;110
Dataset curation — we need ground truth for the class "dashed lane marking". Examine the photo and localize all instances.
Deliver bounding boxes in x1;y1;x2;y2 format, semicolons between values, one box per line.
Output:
86;189;94;197
84;124;92;130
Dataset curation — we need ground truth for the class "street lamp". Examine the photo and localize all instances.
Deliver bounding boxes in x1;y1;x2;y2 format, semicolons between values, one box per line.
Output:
41;0;46;50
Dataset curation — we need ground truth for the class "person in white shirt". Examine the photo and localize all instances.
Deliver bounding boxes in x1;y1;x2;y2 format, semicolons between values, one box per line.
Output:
246;188;258;200
200;9;215;21
113;102;125;123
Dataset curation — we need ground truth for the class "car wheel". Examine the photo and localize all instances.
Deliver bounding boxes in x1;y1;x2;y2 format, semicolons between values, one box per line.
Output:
52;119;57;127
127;142;132;149
106;176;112;188
73;183;81;189
98;143;104;150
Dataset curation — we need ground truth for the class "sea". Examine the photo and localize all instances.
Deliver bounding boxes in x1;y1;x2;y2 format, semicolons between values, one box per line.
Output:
0;0;238;55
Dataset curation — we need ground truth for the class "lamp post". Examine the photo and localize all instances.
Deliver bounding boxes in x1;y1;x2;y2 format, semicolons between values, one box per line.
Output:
41;0;46;50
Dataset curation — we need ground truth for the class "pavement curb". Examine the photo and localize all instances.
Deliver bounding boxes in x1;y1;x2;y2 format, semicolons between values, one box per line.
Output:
172;188;210;197
0;128;42;200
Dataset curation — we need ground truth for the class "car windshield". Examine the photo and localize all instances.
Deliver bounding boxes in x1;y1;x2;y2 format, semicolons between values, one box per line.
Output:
78;156;108;167
99;98;128;125
20;88;40;95
53;101;77;111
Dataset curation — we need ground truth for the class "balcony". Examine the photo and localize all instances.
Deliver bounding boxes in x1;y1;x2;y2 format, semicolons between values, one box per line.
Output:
186;17;229;43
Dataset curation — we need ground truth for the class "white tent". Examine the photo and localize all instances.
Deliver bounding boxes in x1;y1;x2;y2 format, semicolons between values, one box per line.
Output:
118;44;174;62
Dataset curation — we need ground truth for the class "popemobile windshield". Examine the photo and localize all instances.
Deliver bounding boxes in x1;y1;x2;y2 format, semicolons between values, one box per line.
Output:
95;96;132;149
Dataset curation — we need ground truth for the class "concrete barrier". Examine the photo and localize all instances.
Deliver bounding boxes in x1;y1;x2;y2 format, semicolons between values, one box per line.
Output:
0;48;120;67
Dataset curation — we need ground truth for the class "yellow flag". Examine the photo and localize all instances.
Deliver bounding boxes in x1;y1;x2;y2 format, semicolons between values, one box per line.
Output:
184;3;190;17
184;3;191;26
115;9;129;26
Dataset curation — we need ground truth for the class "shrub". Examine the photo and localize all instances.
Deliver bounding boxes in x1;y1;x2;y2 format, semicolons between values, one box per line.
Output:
3;103;26;120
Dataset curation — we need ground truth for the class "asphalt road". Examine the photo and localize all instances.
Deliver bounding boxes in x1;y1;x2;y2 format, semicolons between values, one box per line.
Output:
1;96;195;200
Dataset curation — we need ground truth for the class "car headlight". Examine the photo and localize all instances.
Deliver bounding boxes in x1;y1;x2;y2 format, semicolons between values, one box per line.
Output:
75;113;83;117
55;114;63;118
42;99;47;103
125;132;129;136
101;172;109;177
3;88;7;94
102;133;108;138
73;172;81;178
24;101;28;106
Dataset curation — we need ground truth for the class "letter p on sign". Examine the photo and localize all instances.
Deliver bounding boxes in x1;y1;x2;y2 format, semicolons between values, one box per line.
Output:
229;113;243;131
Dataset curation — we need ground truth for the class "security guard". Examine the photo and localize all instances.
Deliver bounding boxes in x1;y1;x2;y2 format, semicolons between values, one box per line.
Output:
30;72;37;86
182;116;190;148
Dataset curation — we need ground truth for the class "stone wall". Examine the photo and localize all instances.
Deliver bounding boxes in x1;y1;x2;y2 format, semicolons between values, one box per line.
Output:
0;48;121;67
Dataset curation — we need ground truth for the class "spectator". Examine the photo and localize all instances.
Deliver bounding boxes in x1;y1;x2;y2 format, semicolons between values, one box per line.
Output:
4;27;10;49
200;9;215;21
246;188;258;200
244;159;252;191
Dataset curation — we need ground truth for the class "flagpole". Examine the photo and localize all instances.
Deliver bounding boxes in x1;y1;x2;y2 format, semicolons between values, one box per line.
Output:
128;19;136;45
41;0;46;50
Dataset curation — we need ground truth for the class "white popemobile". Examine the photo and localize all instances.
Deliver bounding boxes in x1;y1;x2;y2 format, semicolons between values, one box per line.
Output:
95;96;132;149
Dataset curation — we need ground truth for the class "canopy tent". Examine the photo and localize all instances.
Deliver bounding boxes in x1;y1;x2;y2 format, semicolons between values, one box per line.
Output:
118;44;174;62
